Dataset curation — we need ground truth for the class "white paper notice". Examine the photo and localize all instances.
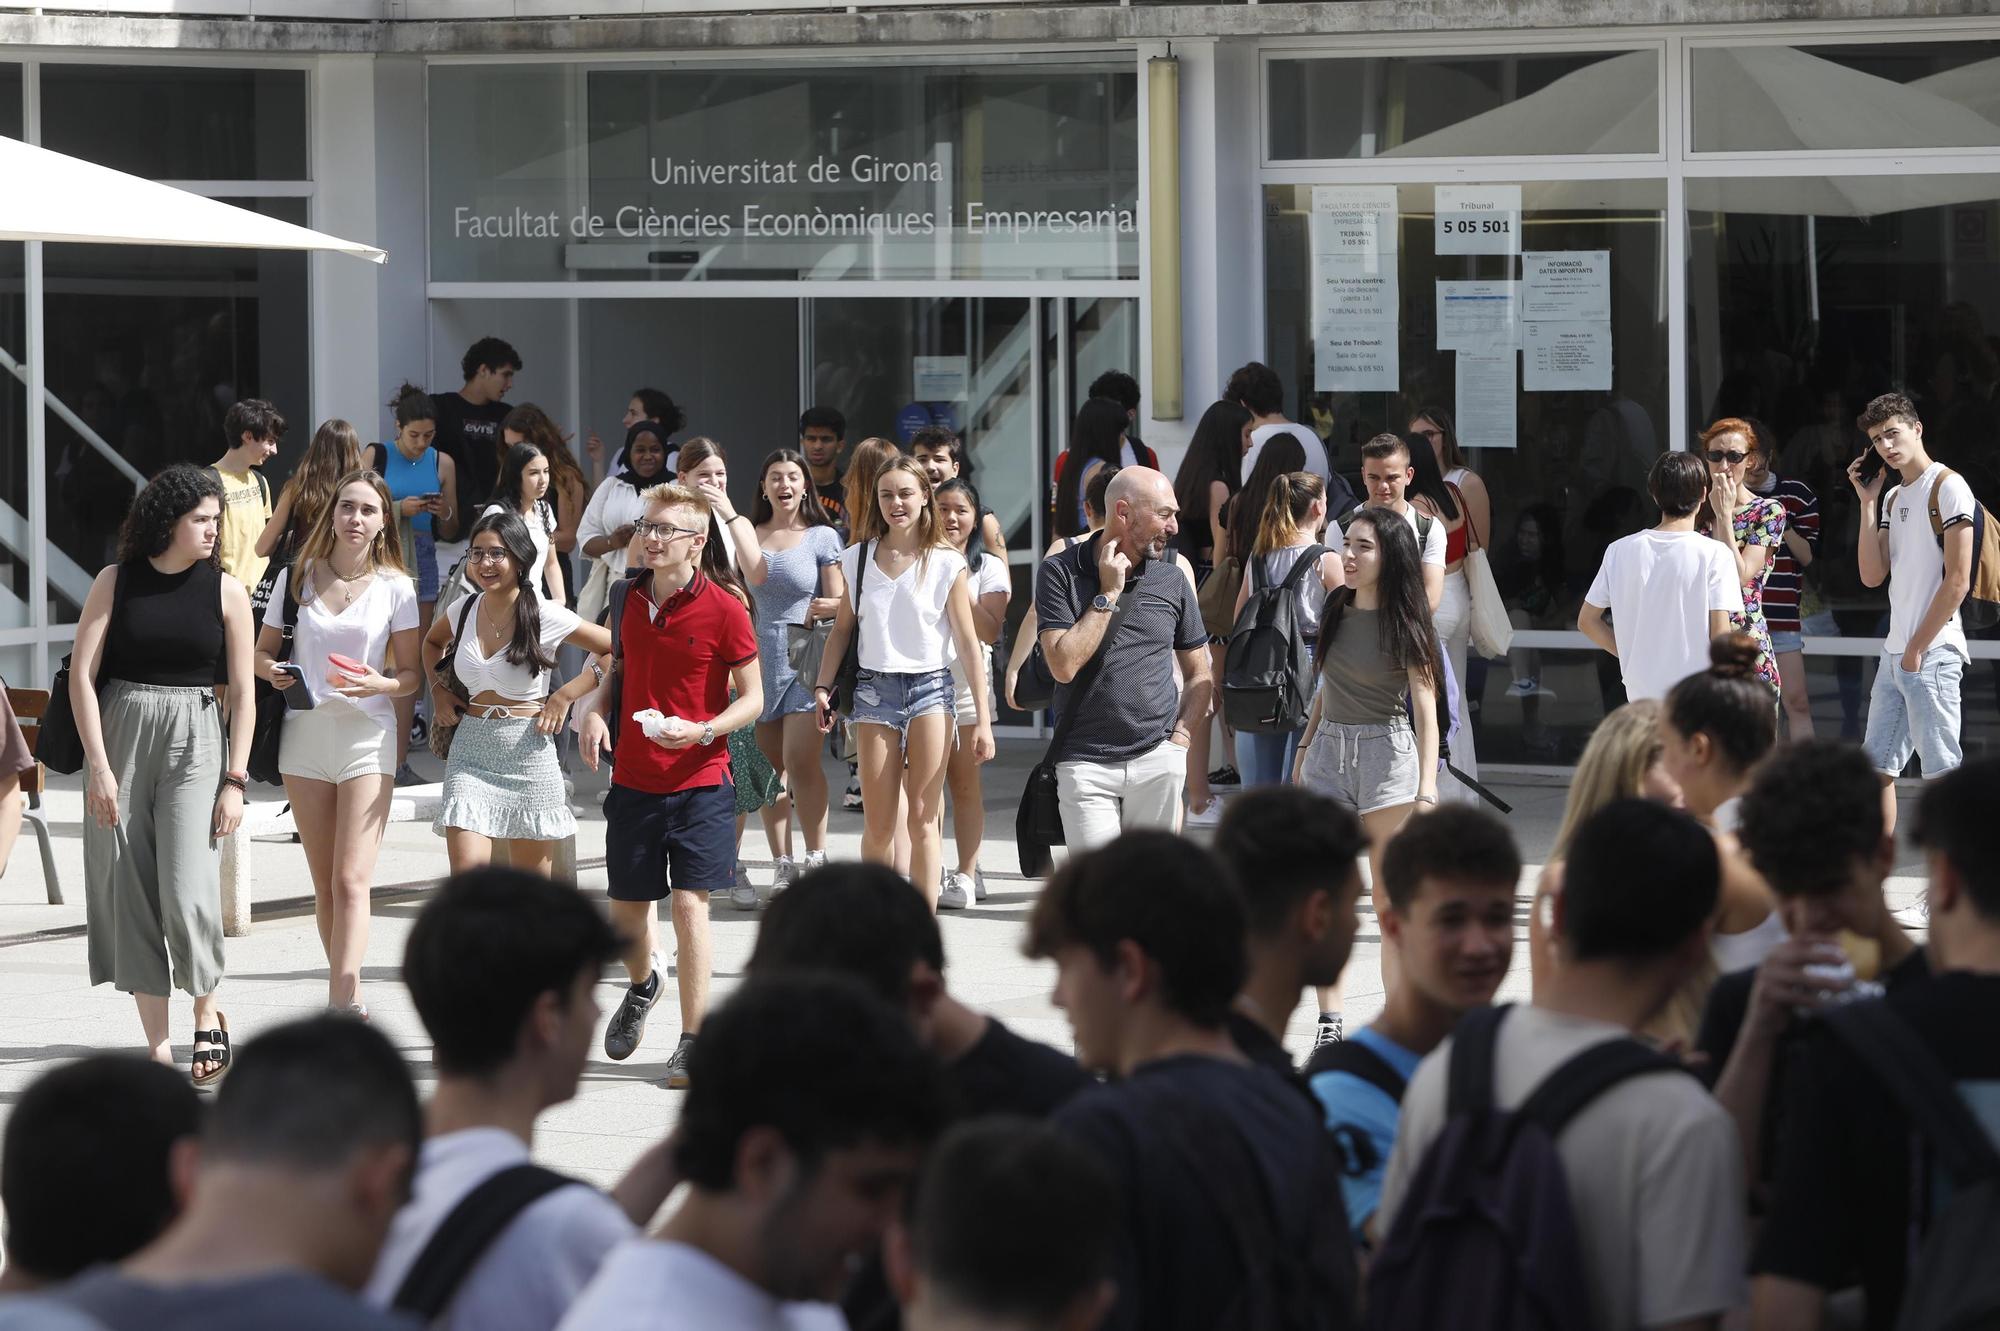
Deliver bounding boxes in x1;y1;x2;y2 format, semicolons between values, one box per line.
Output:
1437;280;1519;351
1457;351;1518;450
1435;185;1522;257
1523;251;1610;322
912;355;968;401
1523;320;1613;391
1315;324;1399;394
1310;213;1398;321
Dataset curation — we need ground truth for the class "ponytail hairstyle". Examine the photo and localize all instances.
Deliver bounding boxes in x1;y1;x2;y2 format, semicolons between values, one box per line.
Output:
1250;471;1326;557
1228;435;1308;569
1664;632;1777;775
1314;508;1442;692
935;477;990;575
279;418;365;548
466;510;556;675
502;403;585;499
845;437;905;543
749;448;829;528
1084;465;1119;530
1553;699;1668;859
291;469;405;603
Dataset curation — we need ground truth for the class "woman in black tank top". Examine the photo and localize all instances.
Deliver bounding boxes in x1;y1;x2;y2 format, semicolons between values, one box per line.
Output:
70;465;258;1088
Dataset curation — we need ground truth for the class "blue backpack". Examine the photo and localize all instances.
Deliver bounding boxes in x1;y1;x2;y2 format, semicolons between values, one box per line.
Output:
1367;1005;1687;1331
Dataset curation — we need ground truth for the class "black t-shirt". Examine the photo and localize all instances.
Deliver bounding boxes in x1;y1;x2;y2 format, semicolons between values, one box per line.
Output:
430;391;511;523
1696;946;1929;1197
949;1016;1095;1118
813;475;848;537
1226;1009;1296;1077
1055;1054;1357;1331
1752;970;2000;1328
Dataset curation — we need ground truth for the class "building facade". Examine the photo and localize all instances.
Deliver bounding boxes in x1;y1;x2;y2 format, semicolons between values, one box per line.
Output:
4;0;1999;761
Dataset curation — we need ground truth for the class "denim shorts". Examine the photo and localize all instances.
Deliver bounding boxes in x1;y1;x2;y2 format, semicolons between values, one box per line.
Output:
1298;717;1419;815
1863;646;1964;779
1768;627;1804;657
850;667;955;736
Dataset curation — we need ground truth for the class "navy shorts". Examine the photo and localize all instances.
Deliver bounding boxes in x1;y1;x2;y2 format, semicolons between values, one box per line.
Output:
604;780;737;901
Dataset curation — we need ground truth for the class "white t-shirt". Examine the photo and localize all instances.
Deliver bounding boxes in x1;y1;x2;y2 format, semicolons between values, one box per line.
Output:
1241;421;1331;484
365;1128;634;1331
1325;502;1448;568
576;478;652;579
482;501;560;600
1583;529;1744;702
839;543;968;673
947;551;1010;715
1879;462;1976;660
556;1238;847;1331
449;594;583;702
1378;1008;1746;1331
263;567;419;732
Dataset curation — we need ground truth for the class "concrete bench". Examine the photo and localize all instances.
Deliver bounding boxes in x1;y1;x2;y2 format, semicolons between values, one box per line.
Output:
219;785;576;935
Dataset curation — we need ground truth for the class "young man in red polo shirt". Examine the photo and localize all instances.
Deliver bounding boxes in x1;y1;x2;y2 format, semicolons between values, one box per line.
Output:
580;482;762;1089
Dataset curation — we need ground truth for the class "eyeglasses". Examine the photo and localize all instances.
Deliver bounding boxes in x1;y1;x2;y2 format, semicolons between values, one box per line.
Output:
635;520;704;543
1412;427;1444;442
1705;449;1749;465
466;549;513;566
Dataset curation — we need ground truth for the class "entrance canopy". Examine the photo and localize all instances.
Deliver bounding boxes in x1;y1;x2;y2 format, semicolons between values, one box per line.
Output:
0;135;385;262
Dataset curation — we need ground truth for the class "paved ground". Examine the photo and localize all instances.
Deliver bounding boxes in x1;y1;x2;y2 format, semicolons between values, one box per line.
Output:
0;741;1932;1196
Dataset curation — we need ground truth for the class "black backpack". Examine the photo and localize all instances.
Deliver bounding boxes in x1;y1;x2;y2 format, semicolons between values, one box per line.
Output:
391;1163;575;1322
1819;999;2000;1331
1221;543;1326;734
1367;1004;1687;1331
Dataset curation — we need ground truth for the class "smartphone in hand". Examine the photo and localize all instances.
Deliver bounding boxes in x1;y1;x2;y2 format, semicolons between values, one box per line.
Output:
275;662;317;710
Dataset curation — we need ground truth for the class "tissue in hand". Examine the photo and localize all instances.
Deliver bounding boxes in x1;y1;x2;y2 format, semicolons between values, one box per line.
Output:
631;709;670;740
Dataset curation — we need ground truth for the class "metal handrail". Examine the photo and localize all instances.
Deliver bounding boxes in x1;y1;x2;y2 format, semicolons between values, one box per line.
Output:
0;343;147;489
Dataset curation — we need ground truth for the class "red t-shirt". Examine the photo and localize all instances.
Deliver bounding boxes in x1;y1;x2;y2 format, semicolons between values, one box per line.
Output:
612;571;757;795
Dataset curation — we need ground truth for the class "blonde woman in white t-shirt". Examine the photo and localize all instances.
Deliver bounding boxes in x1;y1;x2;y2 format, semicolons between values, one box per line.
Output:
934;479;1011;910
423;510;612;878
254;472;420;1018
815;457;995;910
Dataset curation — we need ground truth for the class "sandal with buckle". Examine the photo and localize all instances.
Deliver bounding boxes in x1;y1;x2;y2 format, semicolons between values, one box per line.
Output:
192;1013;231;1089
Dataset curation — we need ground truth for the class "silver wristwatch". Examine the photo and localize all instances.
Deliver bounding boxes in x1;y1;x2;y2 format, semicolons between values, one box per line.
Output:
1091;592;1116;613
699;722;715;746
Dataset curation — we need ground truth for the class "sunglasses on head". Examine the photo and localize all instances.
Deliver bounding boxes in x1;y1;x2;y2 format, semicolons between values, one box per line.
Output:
1706;449;1749;465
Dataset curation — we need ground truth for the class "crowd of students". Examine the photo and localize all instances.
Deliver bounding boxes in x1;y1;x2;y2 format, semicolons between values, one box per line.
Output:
7;338;1999;1326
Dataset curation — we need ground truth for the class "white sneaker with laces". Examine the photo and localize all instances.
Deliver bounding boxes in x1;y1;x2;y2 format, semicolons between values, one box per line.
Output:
771;855;798;896
730;862;758;910
1184;797;1223;828
972;868;989;902
803;849;828;873
938;871;971;911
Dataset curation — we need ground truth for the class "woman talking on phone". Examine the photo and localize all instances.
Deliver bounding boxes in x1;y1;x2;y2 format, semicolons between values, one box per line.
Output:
254;471;420;1019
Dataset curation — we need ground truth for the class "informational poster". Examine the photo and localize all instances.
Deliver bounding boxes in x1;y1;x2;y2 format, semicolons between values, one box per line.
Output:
1310;185;1401;392
1437;280;1519;351
1523;250;1611;322
1524;319;1614;391
912;355;969;401
1315;324;1400;395
1456;351;1519;450
1435;185;1522;257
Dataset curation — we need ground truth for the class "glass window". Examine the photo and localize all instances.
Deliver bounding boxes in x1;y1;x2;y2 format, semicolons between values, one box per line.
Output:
42;199;310;621
1267;50;1658;160
429;62;1138;283
1264;179;1669;760
40;65;307;180
0;65;23;630
1687;173;2000;751
1692;43;2000;153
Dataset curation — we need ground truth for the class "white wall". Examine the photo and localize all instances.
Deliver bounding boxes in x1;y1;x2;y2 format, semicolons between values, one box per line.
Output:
373;53;429;438
310;54;382;433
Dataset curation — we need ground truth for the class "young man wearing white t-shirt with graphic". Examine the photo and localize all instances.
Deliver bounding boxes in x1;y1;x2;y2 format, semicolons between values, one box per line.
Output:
1579;451;1745;702
1851;392;1974;834
1325;434;1449;612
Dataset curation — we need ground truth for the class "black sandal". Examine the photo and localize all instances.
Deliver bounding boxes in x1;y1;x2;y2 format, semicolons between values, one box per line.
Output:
192;1014;231;1089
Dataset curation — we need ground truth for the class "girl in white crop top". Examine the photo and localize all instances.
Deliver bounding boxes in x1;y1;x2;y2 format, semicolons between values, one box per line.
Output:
813;457;995;911
423;510;611;877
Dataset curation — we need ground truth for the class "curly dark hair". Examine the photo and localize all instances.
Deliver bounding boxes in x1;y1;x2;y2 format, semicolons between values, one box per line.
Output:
1737;740;1885;899
117;464;223;568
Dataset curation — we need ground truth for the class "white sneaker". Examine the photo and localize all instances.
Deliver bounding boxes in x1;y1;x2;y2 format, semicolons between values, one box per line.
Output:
972;868;989;902
771;855;798;896
1183;797;1223;828
803;849;828;871
938;871;971;911
730;862;758;910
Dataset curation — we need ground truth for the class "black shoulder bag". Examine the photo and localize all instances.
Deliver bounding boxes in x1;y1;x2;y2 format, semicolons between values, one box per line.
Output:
246;585;302;786
37;567;129;775
827;541;870;715
1014;585;1142;879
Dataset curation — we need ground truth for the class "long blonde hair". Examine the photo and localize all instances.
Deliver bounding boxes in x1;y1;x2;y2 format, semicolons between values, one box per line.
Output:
858;456;946;567
1251;471;1326;557
279;419;363;545
289;469;405;601
1552;699;1666;858
845;437;906;542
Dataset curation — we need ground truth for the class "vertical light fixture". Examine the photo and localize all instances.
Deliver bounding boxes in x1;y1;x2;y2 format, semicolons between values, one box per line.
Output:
1148;53;1183;420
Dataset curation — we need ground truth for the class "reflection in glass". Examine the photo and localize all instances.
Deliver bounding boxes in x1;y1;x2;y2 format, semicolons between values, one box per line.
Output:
39;65;308;181
1268;50;1659;160
1691;43;2000;153
0;66;23;630
41;200;310;622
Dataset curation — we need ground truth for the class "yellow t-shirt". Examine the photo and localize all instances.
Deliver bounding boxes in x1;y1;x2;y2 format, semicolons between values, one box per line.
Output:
215;465;271;590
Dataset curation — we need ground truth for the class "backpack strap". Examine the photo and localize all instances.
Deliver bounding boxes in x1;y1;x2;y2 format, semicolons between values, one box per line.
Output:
453;591;478;645
1278;544;1328;595
390;1163;575;1319
1304;1037;1407;1105
1444;1003;1509;1118
1819;1000;2000;1183
1516;1037;1684;1138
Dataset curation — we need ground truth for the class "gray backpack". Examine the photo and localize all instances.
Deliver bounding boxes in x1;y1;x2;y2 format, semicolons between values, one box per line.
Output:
1819;1000;2000;1331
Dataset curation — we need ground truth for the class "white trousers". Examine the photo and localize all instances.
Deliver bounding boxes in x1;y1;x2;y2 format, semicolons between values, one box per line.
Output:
1056;738;1189;853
